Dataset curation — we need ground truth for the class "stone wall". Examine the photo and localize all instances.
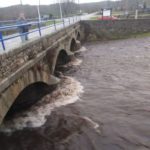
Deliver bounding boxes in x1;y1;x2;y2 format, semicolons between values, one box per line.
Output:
0;41;43;81
0;23;80;82
80;19;150;41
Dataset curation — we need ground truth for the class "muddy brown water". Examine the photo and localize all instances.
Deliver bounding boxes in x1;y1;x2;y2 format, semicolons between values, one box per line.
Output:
1;37;150;150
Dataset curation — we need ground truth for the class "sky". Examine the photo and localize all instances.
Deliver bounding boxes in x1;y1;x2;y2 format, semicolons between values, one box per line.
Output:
0;0;117;8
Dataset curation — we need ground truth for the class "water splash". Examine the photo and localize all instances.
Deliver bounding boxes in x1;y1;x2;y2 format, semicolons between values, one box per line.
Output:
67;58;82;66
74;46;87;54
82;116;99;130
64;58;82;67
0;76;84;133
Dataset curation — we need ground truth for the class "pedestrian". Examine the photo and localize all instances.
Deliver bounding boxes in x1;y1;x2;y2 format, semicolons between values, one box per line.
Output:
17;13;29;42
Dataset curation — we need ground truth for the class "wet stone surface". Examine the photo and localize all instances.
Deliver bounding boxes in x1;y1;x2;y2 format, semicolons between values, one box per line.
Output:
1;37;150;150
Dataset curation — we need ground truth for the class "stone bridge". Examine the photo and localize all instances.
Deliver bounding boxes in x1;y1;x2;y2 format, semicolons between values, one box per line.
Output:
1;19;150;125
0;22;82;124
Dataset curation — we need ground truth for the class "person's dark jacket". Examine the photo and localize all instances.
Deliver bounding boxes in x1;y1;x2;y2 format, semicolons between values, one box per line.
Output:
17;19;29;33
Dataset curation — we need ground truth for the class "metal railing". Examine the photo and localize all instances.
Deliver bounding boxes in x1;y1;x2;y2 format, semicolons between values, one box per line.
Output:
0;16;80;51
0;18;38;26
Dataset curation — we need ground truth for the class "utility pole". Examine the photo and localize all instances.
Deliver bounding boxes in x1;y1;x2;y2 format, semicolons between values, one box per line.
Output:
20;0;23;5
37;0;41;22
107;0;110;9
135;0;139;19
125;0;129;11
123;0;129;18
59;0;63;20
78;0;81;13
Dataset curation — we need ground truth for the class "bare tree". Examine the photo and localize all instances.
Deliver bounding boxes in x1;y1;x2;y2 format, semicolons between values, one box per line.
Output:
61;0;78;17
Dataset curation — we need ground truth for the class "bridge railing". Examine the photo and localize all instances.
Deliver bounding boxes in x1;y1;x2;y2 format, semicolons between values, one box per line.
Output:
0;18;38;26
0;16;80;51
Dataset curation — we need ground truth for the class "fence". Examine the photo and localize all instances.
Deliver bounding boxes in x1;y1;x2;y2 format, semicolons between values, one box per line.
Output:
0;16;80;51
0;18;38;26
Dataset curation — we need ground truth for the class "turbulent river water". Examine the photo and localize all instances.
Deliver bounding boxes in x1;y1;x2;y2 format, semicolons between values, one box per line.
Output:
1;37;150;150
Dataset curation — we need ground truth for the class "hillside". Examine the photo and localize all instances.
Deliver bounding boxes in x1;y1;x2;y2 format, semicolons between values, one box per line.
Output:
0;1;121;20
0;0;150;20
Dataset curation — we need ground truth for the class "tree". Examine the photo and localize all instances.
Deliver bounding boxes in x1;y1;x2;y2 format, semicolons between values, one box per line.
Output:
61;0;78;17
143;2;147;9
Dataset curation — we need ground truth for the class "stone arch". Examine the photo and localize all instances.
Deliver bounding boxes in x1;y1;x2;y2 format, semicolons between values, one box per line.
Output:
70;38;77;52
77;32;81;41
54;49;70;76
5;81;57;118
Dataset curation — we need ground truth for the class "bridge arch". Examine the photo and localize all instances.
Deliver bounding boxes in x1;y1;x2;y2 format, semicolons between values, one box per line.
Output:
5;81;57;118
70;38;77;52
76;32;81;41
54;49;71;76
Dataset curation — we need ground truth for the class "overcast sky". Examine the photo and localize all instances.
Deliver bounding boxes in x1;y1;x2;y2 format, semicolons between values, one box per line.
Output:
0;0;117;8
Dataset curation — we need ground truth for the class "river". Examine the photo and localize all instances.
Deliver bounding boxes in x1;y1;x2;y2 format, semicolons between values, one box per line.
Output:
0;37;150;150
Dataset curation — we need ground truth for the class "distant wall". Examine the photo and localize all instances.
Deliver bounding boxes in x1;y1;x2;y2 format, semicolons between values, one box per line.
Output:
81;19;150;41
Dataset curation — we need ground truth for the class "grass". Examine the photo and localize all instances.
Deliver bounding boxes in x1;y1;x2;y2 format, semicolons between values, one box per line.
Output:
45;20;62;26
139;13;150;17
90;16;99;20
112;11;124;16
130;32;150;38
110;32;150;41
129;13;150;18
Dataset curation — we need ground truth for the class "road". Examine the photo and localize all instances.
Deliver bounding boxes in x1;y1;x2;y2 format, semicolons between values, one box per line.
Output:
0;13;96;54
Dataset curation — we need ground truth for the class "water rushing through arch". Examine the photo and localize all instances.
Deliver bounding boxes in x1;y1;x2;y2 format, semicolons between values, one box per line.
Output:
0;57;84;133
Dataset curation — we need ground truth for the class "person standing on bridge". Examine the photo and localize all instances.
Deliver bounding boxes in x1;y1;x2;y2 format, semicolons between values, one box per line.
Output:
17;13;29;42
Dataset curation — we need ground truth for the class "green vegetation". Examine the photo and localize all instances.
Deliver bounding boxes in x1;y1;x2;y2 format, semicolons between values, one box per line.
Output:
139;13;150;17
130;32;150;38
110;32;150;41
90;16;99;20
45;20;62;26
125;13;150;19
112;11;124;16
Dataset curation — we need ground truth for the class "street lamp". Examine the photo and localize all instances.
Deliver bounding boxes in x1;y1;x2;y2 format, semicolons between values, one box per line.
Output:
20;0;23;5
78;0;81;13
59;0;63;20
37;0;41;22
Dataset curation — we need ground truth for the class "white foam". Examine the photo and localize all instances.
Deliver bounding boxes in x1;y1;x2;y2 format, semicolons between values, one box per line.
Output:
69;58;82;66
79;47;87;52
75;47;87;53
81;116;101;134
0;77;84;133
82;116;99;130
64;58;82;68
